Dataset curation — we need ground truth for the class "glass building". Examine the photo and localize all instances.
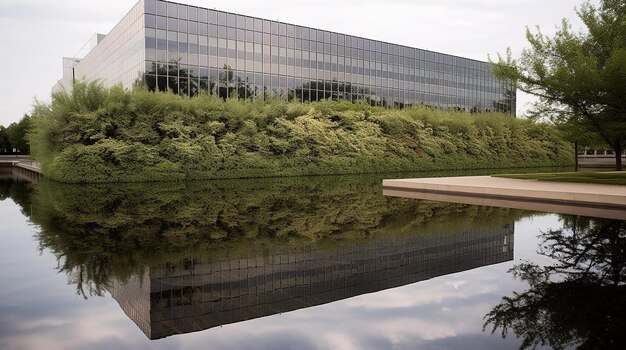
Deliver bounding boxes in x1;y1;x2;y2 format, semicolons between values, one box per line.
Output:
55;0;515;114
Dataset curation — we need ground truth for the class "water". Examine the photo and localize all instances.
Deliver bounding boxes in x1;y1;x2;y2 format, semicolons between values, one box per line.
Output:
0;167;624;349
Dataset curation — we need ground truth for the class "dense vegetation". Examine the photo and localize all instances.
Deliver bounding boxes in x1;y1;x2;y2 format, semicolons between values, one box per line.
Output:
30;82;573;182
492;0;626;169
0;114;31;154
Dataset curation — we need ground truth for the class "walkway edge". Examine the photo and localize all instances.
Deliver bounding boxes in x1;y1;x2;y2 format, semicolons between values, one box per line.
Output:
382;176;626;208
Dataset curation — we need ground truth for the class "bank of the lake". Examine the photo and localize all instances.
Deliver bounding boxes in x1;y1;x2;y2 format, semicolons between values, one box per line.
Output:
30;82;573;183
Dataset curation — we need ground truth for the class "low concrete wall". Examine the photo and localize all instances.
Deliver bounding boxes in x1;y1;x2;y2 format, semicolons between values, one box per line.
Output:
0;158;42;181
382;176;626;219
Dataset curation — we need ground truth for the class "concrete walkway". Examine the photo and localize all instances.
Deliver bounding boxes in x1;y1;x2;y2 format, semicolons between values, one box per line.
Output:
382;176;626;220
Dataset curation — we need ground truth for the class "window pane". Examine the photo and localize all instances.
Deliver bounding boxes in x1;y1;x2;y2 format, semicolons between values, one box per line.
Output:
167;2;177;17
188;6;197;21
145;14;156;28
198;8;208;23
178;4;187;19
145;0;156;14
157;0;166;16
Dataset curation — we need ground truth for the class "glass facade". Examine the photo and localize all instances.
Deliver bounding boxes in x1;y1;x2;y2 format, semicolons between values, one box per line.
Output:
74;2;145;88
69;0;515;114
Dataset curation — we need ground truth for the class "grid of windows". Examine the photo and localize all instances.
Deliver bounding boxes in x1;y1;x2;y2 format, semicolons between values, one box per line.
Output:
74;2;145;88
66;0;513;114
142;0;515;113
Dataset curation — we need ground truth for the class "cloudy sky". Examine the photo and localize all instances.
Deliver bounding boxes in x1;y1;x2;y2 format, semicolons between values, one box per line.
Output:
0;0;587;126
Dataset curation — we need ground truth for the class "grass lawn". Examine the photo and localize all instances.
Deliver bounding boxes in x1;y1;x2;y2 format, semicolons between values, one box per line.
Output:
494;171;626;185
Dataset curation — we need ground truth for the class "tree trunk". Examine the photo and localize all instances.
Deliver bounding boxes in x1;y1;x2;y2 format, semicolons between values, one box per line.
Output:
615;143;623;171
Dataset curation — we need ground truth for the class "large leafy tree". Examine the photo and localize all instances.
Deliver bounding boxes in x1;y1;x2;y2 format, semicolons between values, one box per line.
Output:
492;0;626;170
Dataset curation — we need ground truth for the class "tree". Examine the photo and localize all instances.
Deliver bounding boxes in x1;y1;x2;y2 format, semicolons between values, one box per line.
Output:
0;126;9;153
4;114;31;154
492;0;626;170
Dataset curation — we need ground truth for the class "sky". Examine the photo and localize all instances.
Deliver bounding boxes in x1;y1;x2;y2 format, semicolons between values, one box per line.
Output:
0;0;588;126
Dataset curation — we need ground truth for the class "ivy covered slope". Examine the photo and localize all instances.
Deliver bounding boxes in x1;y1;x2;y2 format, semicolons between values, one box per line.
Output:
30;82;573;183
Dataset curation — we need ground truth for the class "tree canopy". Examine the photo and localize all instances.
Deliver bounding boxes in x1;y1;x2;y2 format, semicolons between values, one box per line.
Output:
492;0;626;169
0;114;31;154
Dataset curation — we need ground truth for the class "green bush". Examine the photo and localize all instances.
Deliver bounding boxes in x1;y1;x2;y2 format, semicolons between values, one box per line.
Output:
30;82;574;183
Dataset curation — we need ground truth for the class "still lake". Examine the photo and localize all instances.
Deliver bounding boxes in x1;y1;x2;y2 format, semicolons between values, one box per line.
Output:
0;167;624;350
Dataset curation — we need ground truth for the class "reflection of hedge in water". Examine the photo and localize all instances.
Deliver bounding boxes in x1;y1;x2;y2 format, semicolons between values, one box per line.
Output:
29;175;528;297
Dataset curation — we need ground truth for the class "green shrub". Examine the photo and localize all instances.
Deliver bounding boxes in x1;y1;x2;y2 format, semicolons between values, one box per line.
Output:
29;82;574;183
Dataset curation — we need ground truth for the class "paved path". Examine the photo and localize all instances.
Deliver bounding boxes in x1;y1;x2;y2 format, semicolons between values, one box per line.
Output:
382;176;626;219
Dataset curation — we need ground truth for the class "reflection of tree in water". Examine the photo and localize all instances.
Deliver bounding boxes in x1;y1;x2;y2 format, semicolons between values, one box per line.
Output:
0;172;33;217
484;216;626;349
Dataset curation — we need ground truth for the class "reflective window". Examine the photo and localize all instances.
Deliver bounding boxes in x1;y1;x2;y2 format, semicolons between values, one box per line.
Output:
198;22;208;36
167;2;177;17
189;7;197;21
199;8;208;23
208;10;218;24
178;4;187;19
178;19;187;32
270;21;279;35
145;0;156;14
227;13;236;27
167;17;177;31
217;12;226;26
146;14;156;28
215;25;224;38
156;0;166;16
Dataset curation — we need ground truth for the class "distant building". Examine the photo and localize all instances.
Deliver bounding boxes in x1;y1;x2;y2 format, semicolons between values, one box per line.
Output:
55;0;515;114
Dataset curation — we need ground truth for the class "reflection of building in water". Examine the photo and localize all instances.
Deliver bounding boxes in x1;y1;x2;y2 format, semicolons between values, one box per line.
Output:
109;224;514;339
